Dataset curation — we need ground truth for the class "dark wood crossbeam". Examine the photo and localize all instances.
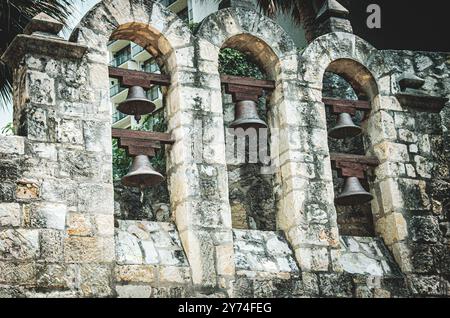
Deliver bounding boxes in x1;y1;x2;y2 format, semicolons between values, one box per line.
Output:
322;97;371;115
330;153;379;179
330;153;380;166
112;128;175;145
108;67;276;90
109;67;171;88
220;74;275;90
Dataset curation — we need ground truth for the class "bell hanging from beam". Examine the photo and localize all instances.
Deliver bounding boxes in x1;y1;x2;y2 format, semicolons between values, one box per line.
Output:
328;113;362;139
118;86;156;123
230;100;268;130
122;155;164;189
335;177;373;206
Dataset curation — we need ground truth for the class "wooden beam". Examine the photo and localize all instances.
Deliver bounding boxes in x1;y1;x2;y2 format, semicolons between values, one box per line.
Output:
220;74;275;90
322;98;371;111
330;153;380;167
108;67;171;87
112;128;175;145
109;67;276;91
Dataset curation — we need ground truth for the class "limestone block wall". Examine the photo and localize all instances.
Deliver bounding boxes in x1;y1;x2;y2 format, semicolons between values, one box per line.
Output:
0;0;449;298
0;48;115;297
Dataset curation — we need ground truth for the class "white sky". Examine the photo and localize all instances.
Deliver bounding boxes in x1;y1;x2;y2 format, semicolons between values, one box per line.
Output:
0;0;100;133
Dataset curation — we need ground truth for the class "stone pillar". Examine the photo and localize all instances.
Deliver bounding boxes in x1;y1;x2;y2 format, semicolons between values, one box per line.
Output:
313;0;353;39
1;13;115;297
168;38;235;296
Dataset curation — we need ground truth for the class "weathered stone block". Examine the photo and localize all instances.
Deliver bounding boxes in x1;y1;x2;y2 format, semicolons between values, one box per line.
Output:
116;285;152;298
408;275;446;296
39;229;64;262
318;273;353;298
159;266;191;284
54;118;84;144
0;203;21;227
0;229;39;261
30;202;67;231
373;142;409;163
64;236;113;263
16;182;40;200
376;212;408;246
79;264;112;297
0;262;36;285
77;183;114;215
410;216;441;243
0;182;16;202
0;136;25;155
0;160;20;180
27;71;55;105
83;120;111;153
115;231;143;265
67;213;94;236
115;265;155;283
36;264;77;289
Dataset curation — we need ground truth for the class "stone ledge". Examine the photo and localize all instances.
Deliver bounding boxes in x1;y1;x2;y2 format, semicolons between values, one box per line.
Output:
1;34;87;68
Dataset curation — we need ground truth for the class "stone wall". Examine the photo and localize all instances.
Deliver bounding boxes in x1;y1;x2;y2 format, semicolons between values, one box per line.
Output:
0;0;449;298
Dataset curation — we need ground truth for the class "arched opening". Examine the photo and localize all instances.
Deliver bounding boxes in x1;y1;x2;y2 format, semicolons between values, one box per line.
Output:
109;26;172;223
323;59;379;237
220;35;279;231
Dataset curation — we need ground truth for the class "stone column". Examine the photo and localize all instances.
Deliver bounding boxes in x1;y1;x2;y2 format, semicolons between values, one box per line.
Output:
313;0;353;39
167;38;235;296
1;13;115;297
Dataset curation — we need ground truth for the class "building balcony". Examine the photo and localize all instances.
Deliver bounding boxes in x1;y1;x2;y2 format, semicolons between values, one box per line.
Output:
110;53;131;67
131;45;145;57
110;84;127;97
112;111;127;124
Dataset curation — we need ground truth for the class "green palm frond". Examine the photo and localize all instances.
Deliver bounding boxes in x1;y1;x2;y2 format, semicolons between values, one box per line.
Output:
0;0;75;109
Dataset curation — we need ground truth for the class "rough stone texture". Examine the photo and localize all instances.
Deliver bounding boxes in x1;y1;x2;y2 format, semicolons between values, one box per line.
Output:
339;236;401;277
233;229;299;273
0;0;449;298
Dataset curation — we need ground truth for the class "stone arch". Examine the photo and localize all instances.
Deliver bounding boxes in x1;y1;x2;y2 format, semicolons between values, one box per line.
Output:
69;0;229;291
70;0;195;120
298;32;409;271
197;7;302;232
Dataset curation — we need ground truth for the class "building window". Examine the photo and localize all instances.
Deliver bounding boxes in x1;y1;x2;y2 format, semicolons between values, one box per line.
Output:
131;44;145;57
112;107;127;123
142;59;160;73
110;45;131;67
147;86;160;101
110;83;127;97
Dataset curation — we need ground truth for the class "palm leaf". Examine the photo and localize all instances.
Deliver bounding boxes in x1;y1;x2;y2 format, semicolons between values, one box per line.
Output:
0;0;75;109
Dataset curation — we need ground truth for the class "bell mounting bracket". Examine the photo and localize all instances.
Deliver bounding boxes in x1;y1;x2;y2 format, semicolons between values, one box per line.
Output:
330;153;379;179
112;128;175;157
323;98;371;115
109;67;171;89
222;75;275;102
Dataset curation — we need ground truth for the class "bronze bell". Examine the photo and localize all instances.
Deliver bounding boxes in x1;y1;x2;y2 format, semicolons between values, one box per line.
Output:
122;155;164;188
118;86;156;122
230;100;268;130
328;113;362;139
335;177;373;206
